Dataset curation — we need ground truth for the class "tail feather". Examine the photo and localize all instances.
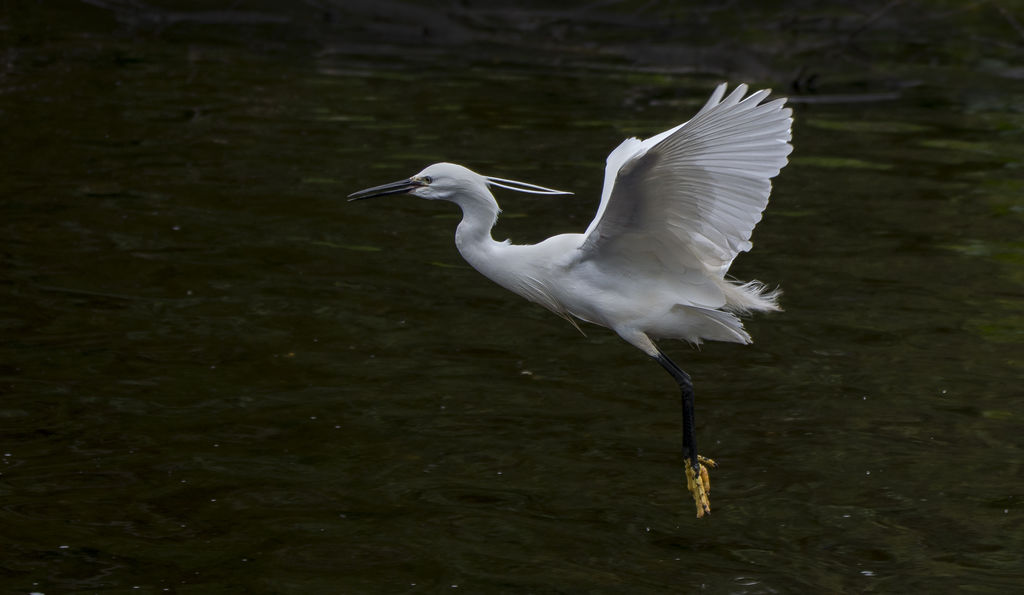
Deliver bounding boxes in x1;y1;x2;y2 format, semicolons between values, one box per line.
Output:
722;279;782;314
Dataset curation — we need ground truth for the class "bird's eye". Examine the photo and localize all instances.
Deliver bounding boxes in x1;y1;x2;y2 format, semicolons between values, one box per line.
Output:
422;176;433;184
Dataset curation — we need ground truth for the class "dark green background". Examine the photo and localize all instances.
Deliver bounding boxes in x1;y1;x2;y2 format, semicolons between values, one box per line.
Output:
2;1;1021;592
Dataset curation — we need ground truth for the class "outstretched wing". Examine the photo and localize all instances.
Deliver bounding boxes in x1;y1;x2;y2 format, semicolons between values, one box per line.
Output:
578;83;792;279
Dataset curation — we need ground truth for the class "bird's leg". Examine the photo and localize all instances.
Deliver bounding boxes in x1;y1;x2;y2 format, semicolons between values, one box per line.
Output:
654;349;716;518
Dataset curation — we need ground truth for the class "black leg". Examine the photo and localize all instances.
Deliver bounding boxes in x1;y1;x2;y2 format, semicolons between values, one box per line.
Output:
653;348;699;473
654;347;714;517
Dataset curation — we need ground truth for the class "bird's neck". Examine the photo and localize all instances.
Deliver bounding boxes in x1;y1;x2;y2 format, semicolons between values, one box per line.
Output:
449;190;558;316
452;192;503;268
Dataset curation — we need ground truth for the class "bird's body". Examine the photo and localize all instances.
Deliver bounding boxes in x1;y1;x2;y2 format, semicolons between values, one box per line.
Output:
454;202;773;349
349;83;793;517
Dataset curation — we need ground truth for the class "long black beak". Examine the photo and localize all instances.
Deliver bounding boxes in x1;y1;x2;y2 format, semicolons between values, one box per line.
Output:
347;178;423;201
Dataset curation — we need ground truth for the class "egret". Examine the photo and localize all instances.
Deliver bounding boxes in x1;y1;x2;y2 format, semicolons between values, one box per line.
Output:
349;83;792;517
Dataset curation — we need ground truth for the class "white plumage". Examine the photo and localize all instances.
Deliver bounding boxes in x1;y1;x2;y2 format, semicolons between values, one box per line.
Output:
349;83;793;517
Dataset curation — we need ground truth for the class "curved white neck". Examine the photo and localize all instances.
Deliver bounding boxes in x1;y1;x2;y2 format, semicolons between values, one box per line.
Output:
451;188;502;264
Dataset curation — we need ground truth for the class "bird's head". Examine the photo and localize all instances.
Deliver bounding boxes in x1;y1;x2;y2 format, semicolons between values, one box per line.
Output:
348;162;571;203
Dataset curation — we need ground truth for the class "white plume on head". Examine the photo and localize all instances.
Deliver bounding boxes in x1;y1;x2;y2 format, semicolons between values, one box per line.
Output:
485;176;573;195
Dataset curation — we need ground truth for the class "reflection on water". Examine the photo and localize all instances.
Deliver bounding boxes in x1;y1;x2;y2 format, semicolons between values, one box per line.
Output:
1;2;1022;593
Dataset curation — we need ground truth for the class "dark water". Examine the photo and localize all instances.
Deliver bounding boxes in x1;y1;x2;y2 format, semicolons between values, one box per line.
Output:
2;2;1022;593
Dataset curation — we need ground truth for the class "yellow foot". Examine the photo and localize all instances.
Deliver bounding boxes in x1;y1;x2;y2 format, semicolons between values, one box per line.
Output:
685;455;717;518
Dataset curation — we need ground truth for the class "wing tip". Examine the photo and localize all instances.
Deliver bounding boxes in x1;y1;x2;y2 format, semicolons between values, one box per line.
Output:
699;82;794;122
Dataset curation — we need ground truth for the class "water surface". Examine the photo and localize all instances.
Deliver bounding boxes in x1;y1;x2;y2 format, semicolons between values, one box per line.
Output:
2;2;1022;593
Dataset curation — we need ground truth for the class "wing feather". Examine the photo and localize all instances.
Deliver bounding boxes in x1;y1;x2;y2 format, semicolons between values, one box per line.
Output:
578;83;792;280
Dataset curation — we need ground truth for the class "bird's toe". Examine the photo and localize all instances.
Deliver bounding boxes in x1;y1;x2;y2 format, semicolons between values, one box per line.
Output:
685;457;715;518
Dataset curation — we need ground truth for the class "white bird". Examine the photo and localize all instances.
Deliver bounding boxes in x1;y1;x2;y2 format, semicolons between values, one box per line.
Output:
349;83;793;517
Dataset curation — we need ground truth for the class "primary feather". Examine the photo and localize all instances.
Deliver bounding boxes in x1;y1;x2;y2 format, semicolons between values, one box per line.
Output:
580;83;792;278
